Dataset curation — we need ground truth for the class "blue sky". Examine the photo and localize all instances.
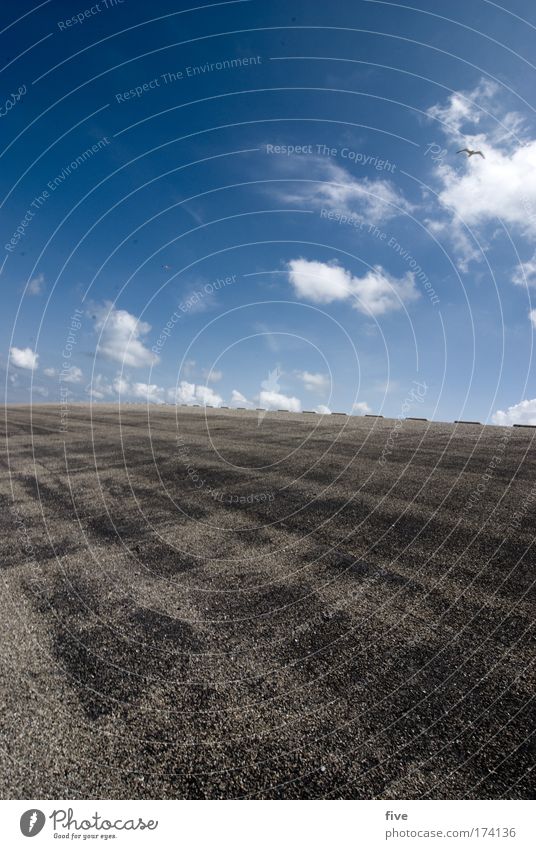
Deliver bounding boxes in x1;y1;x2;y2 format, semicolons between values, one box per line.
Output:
2;0;536;423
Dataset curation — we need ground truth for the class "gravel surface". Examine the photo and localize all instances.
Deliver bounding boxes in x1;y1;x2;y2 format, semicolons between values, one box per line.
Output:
0;404;534;799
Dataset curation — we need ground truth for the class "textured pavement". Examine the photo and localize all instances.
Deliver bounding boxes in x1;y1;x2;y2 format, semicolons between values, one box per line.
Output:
0;404;534;799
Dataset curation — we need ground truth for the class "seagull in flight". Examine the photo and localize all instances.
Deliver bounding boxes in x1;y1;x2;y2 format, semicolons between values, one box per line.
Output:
457;148;485;158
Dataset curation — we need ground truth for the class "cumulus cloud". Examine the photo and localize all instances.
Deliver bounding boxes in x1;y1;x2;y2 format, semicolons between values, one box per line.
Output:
352;401;372;415
44;365;83;383
259;390;301;412
273;156;413;224
231;389;254;408
27;273;45;296
492;398;536;426
289;259;351;303
530;309;536;328
112;375;130;394
424;216;482;273
426;80;505;137
195;385;223;406
434;143;536;234
86;372;165;404
315;404;331;414
296;370;329;393
130;382;165;404
93;303;159;368
288;258;419;315
10;346;38;370
62;365;83;384
168;381;195;405
512;254;536;288
426;79;536;270
168;381;223;407
86;374;113;400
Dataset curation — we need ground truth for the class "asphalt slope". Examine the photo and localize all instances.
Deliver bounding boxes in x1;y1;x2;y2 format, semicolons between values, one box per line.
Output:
0;404;534;799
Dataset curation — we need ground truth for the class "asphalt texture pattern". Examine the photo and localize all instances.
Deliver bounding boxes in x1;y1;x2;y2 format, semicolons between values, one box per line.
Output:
0;404;534;799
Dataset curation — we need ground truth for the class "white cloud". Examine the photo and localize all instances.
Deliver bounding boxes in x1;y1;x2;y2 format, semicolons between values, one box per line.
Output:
259;390;301;412
112;375;130;394
180;287;216;315
288;258;359;303
202;368;223;383
61;365;83;384
255;324;283;353
169;381;195;405
44;365;83;387
130;382;165;404
231;389;254;408
513;254;536;288
180;359;196;378
434;142;536;235
492;398;536;426
27;273;44;296
196;385;223;406
168;381;223;407
296;370;329;393
288;258;419;315
273;156;413;224
426;79;502;136
33;386;48;398
426;79;536;271
10;346;38;370
315;404;331;414
352;401;372;415
86;374;113;400
426;79;527;150
93;303;159;368
424;216;482;273
530;309;536;328
86;373;164;404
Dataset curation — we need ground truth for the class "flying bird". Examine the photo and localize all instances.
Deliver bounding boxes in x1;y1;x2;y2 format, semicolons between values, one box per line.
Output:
457;148;485;158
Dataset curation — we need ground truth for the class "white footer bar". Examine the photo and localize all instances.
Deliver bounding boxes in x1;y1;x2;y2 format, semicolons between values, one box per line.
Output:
1;799;533;848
